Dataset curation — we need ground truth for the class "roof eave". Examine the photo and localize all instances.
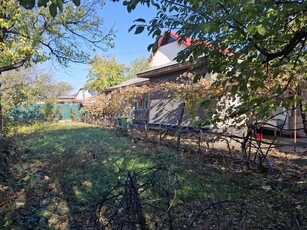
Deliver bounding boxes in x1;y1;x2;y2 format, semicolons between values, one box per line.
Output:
137;62;193;78
105;80;149;92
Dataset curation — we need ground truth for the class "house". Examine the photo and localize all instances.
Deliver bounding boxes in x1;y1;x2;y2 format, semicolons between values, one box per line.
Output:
105;77;150;125
105;77;149;93
55;88;93;121
72;88;93;102
105;31;306;137
56;88;93;103
56;95;76;103
137;62;200;128
148;32;192;68
105;32;212;131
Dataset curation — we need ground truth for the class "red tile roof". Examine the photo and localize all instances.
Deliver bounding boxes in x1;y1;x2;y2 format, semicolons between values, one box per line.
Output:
148;31;232;63
169;31;232;54
169;31;192;47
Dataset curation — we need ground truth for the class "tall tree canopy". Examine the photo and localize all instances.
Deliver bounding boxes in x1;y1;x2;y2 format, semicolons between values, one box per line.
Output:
120;0;306;127
126;56;150;79
85;55;125;93
0;0;114;74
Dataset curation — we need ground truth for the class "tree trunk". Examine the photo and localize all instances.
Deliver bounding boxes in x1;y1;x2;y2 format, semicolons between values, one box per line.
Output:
298;91;307;136
0;92;3;149
176;101;185;151
241;125;253;169
198;129;202;155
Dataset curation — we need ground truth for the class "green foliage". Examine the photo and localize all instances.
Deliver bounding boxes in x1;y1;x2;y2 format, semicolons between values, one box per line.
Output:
19;0;81;16
126;56;150;79
83;85;150;126
41;102;61;122
0;67;72;119
85;55;126;93
8;102;62;125
70;108;78;121
1;0;114;74
53;104;62;121
120;0;306;126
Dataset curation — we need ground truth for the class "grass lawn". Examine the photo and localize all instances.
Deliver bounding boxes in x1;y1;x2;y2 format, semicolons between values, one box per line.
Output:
0;122;306;229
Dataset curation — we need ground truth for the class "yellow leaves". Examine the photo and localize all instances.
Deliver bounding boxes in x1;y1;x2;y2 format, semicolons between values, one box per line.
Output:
0;36;36;67
84;77;217;124
0;3;42;69
84;85;152;121
0;19;11;29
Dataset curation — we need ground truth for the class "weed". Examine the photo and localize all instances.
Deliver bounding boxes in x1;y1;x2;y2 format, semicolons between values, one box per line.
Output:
1;122;306;229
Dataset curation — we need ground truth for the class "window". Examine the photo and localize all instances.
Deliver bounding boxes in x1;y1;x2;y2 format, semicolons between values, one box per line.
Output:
144;95;149;109
137;97;144;109
136;94;149;110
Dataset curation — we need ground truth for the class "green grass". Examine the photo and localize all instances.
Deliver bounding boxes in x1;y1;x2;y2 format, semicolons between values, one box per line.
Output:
1;122;306;229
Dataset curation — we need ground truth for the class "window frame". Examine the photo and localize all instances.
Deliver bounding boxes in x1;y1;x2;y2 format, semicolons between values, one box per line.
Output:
135;94;149;111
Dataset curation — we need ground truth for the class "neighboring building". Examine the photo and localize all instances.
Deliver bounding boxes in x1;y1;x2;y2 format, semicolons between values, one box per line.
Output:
72;88;93;102
55;88;93;121
56;95;76;103
56;88;93;103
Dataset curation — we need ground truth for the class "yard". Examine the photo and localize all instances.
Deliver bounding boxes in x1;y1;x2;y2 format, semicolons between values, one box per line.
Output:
0;122;306;229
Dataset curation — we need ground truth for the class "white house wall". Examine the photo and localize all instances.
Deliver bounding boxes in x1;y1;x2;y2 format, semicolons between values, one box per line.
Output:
76;89;93;101
150;42;187;68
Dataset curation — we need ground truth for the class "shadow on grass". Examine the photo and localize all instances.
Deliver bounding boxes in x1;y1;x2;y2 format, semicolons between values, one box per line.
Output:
2;124;159;228
1;123;306;229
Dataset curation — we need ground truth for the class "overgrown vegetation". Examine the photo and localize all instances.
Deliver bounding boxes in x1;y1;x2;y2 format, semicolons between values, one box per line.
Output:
1;122;306;229
0;67;72;136
125;0;307;135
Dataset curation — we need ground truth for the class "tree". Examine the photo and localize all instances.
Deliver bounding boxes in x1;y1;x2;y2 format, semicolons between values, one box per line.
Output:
0;67;73;134
119;0;306;134
85;55;126;93
29;74;73;99
0;0;114;74
126;56;150;79
48;81;73;98
18;0;81;17
0;67;73;106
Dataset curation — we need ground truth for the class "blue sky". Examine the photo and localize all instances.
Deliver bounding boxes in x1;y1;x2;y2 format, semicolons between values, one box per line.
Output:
47;1;157;93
